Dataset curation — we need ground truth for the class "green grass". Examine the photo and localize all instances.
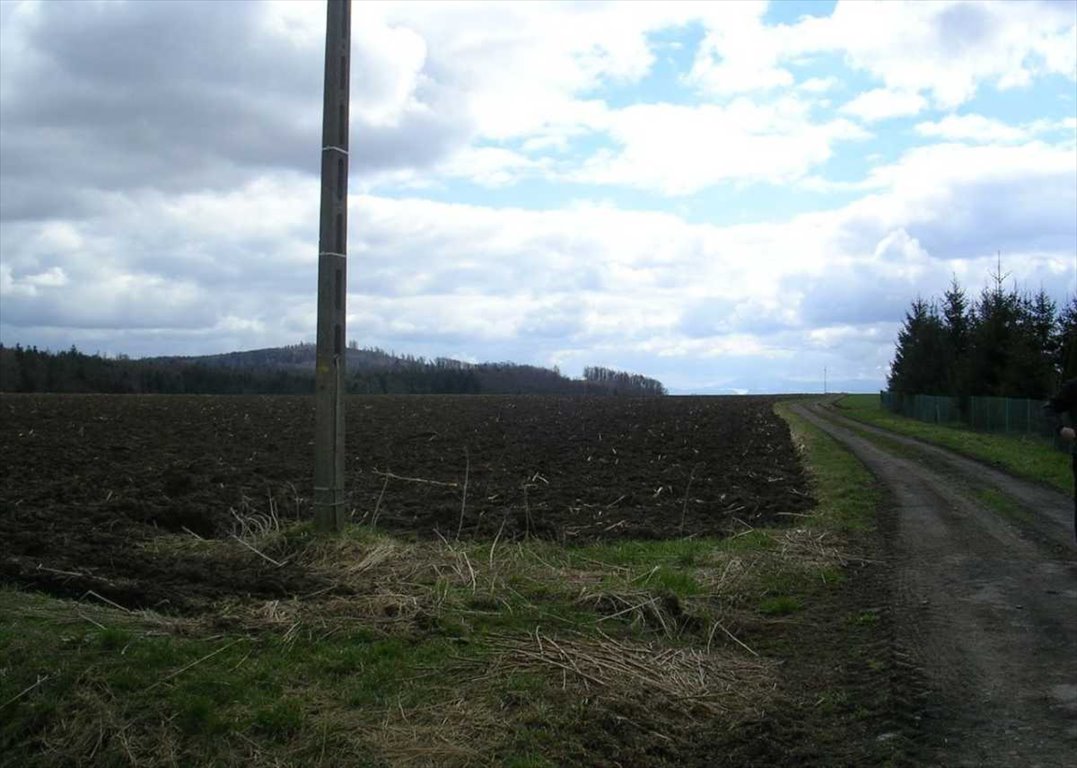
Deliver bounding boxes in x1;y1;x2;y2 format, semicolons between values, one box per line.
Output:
775;401;880;533
574;536;737;568
973;487;1035;525
0;590;472;765
758;595;802;616
834;394;1072;494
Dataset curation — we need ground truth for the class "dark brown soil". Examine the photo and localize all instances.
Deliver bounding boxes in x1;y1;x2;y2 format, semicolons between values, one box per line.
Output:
0;394;812;611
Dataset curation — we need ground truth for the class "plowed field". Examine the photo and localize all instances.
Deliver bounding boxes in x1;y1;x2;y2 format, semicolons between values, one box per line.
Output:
1;394;812;611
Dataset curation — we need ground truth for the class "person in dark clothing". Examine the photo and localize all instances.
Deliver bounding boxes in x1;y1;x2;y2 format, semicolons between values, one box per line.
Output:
1045;378;1077;540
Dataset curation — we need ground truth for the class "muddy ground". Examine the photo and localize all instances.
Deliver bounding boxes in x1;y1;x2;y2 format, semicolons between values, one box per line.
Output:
796;400;1077;768
0;394;812;612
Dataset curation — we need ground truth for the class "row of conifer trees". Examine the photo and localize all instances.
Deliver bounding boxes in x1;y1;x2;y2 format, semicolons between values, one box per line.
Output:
888;268;1077;401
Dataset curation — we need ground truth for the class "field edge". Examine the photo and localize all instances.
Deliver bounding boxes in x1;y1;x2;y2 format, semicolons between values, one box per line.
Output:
1;397;916;767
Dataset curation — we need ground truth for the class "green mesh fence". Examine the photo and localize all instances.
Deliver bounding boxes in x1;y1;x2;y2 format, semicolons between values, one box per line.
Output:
879;391;1059;443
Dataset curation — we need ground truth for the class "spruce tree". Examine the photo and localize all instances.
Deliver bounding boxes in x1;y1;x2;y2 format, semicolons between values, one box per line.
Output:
966;263;1020;397
941;277;971;395
1058;296;1077;382
888;298;946;393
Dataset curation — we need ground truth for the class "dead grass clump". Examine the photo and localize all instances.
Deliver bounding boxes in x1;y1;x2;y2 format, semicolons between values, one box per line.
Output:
359;696;498;767
5;589;197;639
692;553;760;595
319;593;425;627
295;538;414;581
229;492;283;540
575;589;696;637
775;527;853;569
199;538;472;636
485;629;775;719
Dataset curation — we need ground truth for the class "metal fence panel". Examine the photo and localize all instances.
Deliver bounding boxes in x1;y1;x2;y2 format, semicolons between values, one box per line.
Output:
879;391;1060;447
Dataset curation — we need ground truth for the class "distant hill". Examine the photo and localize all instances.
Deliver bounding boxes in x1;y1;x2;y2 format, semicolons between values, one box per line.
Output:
148;343;397;373
0;343;667;397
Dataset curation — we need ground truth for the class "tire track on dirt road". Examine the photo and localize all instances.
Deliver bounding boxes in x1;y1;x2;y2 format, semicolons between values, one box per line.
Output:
790;402;1077;768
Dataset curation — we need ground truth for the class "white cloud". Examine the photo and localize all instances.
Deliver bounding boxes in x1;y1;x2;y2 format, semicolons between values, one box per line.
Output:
794;0;1077;109
349;0;1074;191
686;1;794;96
436;146;552;188
3;147;1071;388
573;98;869;194
344;136;1072;380
840;88;928;122
915;113;1077;144
915;114;1029;143
23;267;69;289
368;1;694;143
799;76;840;94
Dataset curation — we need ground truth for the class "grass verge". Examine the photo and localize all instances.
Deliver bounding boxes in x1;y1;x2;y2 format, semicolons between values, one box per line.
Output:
774;402;878;535
833;394;1071;494
2;407;895;767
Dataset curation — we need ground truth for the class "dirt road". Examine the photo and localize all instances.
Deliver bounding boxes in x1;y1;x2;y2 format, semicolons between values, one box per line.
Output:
791;401;1077;768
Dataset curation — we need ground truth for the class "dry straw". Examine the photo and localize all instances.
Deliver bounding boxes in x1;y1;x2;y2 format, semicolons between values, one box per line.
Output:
484;629;774;718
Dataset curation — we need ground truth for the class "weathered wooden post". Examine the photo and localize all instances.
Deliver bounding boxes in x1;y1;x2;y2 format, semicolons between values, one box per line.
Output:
314;0;351;532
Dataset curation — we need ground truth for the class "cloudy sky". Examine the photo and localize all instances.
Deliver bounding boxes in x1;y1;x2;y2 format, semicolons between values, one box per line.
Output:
1;0;1074;393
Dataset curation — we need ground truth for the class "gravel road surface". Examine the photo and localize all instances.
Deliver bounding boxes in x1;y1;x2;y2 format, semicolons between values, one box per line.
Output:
791;401;1076;768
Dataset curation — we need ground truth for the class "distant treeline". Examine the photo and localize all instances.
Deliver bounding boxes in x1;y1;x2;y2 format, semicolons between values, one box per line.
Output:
0;343;667;397
888;268;1077;400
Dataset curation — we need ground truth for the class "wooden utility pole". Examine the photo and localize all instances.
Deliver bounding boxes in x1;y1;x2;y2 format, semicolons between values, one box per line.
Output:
314;0;351;532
